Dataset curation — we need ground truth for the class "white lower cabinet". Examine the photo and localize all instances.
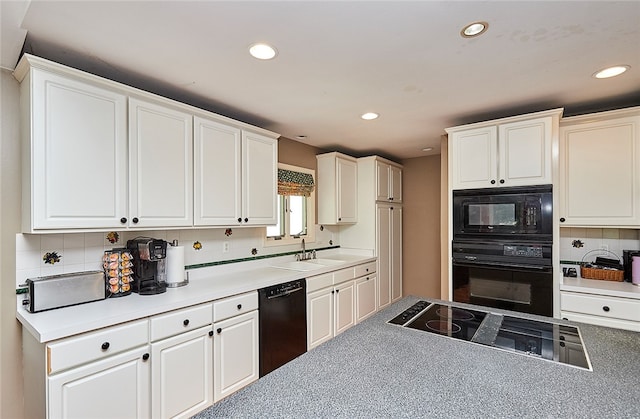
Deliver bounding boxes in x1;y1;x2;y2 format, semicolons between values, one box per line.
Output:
355;273;377;322
48;345;151;419
560;291;640;332
212;293;259;402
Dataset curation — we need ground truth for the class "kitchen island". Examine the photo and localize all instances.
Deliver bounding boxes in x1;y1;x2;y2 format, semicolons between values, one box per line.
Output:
194;296;640;418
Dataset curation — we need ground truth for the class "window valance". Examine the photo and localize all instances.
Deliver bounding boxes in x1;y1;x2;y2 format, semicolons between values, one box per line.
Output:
277;168;315;197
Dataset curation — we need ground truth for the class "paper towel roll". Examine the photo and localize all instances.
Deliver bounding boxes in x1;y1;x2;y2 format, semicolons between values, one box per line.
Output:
166;245;186;285
632;256;640;285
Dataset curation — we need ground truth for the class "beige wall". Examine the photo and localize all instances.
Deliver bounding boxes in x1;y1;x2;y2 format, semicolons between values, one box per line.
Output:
278;137;320;171
1;70;24;418
401;155;441;299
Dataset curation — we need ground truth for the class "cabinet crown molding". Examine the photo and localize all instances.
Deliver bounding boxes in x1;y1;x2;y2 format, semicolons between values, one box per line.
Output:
560;106;640;126
445;108;564;134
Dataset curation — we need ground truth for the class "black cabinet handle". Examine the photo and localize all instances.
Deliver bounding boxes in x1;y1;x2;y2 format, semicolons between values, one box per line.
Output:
237;304;242;310
389;197;393;201
217;328;222;334
120;217;127;224
602;306;610;312
499;179;505;184
336;289;340;294
208;330;214;337
560;217;566;223
101;342;110;351
183;319;190;326
366;268;369;272
238;218;242;223
559;342;565;348
338;218;342;221
132;217;139;224
244;218;248;223
490;180;496;185
331;290;335;294
142;353;150;361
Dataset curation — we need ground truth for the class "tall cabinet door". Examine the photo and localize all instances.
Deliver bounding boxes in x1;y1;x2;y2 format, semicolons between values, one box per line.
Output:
48;346;150;419
391;206;403;302
307;287;334;350
450;126;498;189
337;158;358;223
376;204;392;309
151;326;213;419
129;98;193;228
213;311;259;402
28;69;127;230
241;131;278;225
194;117;242;225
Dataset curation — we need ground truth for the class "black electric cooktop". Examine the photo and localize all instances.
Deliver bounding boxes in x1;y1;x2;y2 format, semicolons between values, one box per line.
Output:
389;301;591;370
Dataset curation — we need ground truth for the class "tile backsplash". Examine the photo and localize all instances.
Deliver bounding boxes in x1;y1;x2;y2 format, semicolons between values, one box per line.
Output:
560;227;640;264
15;225;336;288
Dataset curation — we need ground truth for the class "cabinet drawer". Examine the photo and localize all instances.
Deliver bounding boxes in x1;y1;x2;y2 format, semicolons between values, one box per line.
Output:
561;292;640;322
47;319;149;375
561;311;640;332
213;291;258;322
150;303;213;342
307;272;334;293
354;262;376;278
333;267;355;285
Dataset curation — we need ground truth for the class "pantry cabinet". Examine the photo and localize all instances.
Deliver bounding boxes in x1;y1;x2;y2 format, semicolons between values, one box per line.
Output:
129;97;193;228
194;117;277;226
316;152;358;224
212;292;259;402
17;64;128;232
446;109;563;190
377;203;403;308
559;108;640;226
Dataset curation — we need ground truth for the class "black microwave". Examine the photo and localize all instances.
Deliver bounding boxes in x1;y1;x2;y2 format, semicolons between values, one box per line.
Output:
453;185;553;242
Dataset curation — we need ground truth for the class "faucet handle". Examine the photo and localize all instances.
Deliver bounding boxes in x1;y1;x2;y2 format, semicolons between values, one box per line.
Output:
312;250;317;259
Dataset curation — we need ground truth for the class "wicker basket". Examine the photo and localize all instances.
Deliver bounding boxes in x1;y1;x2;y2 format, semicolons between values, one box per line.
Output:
580;249;624;282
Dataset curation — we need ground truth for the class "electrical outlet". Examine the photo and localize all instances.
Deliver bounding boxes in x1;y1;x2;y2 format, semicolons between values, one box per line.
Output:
223;242;230;253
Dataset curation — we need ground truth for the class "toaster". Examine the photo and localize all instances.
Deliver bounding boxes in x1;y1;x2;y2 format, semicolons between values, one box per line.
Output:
23;271;106;313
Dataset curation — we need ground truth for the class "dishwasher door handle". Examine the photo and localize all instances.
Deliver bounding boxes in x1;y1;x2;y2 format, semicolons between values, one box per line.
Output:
267;286;304;299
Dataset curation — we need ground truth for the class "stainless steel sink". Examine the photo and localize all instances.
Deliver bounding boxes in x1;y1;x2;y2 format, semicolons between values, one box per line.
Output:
308;258;344;266
270;261;322;271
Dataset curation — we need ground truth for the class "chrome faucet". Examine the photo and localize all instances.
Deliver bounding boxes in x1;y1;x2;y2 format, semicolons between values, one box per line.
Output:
296;238;315;261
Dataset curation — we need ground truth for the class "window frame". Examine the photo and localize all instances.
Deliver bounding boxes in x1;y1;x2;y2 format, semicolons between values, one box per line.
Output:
264;163;316;247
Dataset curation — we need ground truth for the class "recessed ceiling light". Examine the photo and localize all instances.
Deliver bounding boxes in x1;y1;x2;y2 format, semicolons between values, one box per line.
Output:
296;135;307;140
249;43;278;60
361;112;379;120
422;147;434;152
593;65;630;79
461;21;489;38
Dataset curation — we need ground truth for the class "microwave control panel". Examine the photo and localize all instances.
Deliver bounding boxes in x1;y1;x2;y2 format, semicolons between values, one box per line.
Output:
503;245;543;258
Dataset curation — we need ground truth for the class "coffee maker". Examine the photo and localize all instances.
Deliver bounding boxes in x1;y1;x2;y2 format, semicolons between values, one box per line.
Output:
127;238;167;295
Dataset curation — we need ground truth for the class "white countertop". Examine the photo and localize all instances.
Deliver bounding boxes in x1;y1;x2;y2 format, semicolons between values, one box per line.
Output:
560;277;640;299
17;250;375;343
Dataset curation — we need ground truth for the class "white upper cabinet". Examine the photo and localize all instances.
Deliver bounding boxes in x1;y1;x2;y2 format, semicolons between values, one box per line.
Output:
447;109;562;190
317;152;358;224
129;97;193;228
19;66;128;232
241;131;278;225
559;108;640;226
376;159;402;202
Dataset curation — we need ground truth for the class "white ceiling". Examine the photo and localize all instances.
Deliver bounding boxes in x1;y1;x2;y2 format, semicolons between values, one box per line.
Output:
2;1;640;160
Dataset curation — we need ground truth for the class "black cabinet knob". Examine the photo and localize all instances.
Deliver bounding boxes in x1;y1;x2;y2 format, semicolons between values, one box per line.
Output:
499;179;505;184
238;218;242;223
338;218;342;221
336;289;339;294
559;342;566;348
602;306;610;312
101;342;110;351
237;304;242;310
560;217;566;222
142;353;150;361
208;330;214;337
244;218;248;223
120;217;127;224
217;328;222;334
132;217;139;224
389;197;393;201
183;319;190;326
490;180;496;184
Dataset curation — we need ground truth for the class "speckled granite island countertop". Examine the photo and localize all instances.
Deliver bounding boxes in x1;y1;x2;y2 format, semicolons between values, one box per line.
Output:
194;296;640;419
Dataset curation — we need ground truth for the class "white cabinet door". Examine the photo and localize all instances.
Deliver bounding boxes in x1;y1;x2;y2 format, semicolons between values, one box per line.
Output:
151;326;213;419
48;346;150;419
559;114;640;226
194;117;242;225
391;205;403;302
376;161;391;201
27;68;128;231
451;126;498;189
390;165;402;202
337;157;358;223
376;204;392;309
213;310;259;402
241;131;278;225
334;280;355;335
307;287;334;350
499;116;552;186
355;274;377;322
129;98;193;228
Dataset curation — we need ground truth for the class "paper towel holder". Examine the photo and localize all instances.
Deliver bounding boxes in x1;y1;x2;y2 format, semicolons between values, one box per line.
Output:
166;240;189;288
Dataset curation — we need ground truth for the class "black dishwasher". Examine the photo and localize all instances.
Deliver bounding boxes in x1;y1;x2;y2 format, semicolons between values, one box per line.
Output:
258;279;307;377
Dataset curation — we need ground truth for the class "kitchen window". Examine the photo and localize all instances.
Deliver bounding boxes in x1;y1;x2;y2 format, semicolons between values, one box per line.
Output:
265;164;316;246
